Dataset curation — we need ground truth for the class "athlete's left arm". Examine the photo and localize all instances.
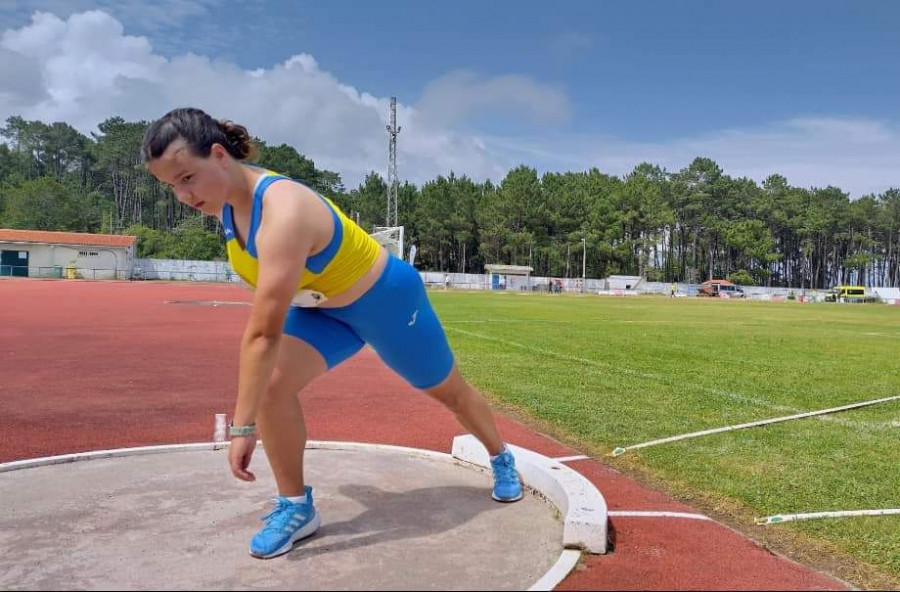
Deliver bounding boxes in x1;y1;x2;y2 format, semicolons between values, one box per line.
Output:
231;183;316;428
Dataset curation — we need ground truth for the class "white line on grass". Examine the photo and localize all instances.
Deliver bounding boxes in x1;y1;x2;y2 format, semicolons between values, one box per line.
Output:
757;509;900;525
610;396;900;456
445;326;895;433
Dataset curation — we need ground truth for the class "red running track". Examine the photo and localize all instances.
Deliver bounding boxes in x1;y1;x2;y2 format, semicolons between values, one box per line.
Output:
0;278;848;590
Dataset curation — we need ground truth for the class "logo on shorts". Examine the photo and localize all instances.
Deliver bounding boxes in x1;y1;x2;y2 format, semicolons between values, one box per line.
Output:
408;310;419;327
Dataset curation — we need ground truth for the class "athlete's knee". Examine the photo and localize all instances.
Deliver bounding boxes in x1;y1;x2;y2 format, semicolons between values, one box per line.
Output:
424;366;468;412
262;368;313;403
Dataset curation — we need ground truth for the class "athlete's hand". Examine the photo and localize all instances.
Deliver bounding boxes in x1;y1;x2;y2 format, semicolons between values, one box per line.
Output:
229;435;257;482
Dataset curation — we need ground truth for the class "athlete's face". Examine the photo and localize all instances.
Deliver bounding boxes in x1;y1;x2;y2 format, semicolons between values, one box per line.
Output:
147;138;232;216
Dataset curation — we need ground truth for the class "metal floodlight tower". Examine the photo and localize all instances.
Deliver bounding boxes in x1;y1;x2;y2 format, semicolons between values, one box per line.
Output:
385;97;401;227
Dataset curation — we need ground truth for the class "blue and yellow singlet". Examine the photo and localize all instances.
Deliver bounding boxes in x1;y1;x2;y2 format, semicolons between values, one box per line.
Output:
222;170;381;299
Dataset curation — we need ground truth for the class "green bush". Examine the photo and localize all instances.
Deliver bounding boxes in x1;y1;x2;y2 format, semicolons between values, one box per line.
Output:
727;269;754;285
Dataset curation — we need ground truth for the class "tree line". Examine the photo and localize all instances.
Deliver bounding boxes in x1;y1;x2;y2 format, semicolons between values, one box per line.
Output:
1;115;898;288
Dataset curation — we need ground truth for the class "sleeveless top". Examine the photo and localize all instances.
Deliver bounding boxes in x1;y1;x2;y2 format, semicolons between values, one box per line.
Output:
223;169;381;304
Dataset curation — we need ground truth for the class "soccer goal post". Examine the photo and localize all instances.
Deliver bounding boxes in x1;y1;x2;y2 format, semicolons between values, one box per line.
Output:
370;226;405;260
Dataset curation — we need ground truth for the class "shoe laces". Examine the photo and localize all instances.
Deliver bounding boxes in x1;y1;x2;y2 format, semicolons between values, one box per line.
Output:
492;453;518;484
260;498;306;533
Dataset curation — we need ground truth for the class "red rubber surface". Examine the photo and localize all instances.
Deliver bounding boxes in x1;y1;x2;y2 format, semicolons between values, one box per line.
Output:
0;279;848;590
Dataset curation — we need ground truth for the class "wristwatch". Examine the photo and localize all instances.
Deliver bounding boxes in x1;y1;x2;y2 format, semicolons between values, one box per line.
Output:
229;422;256;437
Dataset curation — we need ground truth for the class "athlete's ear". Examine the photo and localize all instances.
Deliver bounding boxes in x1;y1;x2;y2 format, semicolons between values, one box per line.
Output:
210;143;229;165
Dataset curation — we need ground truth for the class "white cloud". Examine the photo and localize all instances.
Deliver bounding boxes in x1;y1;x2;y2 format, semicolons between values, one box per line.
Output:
0;45;46;112
585;118;900;196
2;11;165;125
0;9;897;197
464;118;900;196
0;10;532;186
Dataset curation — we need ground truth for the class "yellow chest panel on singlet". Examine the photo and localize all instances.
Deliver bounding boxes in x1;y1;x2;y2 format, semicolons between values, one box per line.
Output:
223;172;381;300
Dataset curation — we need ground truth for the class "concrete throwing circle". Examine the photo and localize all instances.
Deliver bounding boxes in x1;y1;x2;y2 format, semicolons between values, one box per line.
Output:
1;445;564;590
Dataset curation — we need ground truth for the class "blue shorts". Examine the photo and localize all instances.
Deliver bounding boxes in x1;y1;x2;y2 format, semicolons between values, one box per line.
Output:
282;255;455;389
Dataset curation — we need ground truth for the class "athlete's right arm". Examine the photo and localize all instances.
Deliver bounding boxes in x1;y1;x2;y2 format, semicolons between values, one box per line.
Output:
232;183;318;428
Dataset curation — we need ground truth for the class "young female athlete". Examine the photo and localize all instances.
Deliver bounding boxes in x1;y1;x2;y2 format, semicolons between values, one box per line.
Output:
141;108;523;559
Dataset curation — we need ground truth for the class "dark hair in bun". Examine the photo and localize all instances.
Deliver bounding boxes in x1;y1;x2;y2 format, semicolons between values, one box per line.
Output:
141;107;258;162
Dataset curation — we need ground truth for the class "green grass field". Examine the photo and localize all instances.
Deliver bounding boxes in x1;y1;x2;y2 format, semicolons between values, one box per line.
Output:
431;291;900;585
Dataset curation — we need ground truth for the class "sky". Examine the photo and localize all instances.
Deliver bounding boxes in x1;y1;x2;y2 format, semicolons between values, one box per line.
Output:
1;0;898;196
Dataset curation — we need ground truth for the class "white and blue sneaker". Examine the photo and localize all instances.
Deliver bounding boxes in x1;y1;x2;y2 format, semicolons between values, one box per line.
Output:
490;447;524;502
249;486;320;559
